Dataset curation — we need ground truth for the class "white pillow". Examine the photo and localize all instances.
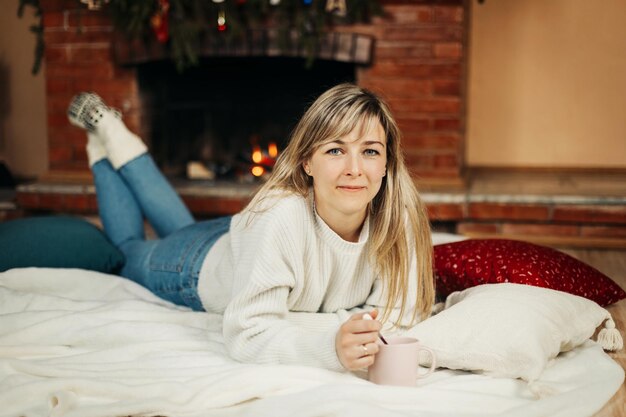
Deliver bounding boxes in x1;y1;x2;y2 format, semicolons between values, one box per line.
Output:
408;283;618;382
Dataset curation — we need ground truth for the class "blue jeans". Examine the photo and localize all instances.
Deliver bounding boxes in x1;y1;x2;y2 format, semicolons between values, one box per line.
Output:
92;154;231;311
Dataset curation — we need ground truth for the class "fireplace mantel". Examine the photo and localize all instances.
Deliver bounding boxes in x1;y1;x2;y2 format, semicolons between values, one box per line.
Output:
113;30;375;66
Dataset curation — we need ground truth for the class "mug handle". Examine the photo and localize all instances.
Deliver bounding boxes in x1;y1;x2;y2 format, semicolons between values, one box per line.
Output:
416;346;437;377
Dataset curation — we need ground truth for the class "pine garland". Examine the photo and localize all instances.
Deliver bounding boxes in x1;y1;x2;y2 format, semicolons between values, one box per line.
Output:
18;0;383;74
108;0;384;71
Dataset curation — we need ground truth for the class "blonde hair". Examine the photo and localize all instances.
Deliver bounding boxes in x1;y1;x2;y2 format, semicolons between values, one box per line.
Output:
245;83;434;325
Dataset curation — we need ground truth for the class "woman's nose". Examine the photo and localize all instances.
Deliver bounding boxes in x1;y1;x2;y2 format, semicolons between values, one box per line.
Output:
344;154;362;176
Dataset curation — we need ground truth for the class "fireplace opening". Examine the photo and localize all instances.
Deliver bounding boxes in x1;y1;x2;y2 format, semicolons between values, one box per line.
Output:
138;57;356;182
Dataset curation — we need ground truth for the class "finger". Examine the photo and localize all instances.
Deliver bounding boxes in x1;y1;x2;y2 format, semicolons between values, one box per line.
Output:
339;341;380;370
345;354;376;371
355;342;380;358
369;309;379;320
366;341;380;356
343;318;382;334
340;333;379;351
348;311;373;321
339;332;379;350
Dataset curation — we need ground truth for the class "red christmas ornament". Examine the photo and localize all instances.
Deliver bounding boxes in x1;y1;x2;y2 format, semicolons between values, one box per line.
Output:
217;10;227;32
151;0;170;43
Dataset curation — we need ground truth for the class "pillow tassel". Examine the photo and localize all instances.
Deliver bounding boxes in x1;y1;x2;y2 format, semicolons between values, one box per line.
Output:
597;315;623;351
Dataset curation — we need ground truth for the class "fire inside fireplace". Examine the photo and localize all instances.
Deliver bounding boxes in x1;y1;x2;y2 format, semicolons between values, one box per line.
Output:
137;57;356;182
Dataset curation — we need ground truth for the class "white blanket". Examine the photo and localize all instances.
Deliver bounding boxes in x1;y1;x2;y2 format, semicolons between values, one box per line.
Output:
0;268;623;417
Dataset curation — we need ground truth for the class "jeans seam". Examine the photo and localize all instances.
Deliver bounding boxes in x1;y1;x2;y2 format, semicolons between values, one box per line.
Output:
148;231;199;272
143;217;231;307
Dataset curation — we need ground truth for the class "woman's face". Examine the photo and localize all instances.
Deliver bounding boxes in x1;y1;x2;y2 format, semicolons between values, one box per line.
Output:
303;119;387;228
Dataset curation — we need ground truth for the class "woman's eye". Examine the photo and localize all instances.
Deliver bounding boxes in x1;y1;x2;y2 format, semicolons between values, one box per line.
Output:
364;149;380;156
327;148;343;156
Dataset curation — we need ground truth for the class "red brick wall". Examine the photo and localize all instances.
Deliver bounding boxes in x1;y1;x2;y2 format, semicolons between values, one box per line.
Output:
40;0;466;184
431;202;626;246
41;0;140;173
356;4;466;183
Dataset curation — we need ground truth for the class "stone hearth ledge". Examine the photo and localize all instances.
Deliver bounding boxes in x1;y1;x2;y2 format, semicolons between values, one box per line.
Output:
16;181;626;207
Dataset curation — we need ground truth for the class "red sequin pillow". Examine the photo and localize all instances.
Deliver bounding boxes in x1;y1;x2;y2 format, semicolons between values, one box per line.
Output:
434;239;626;307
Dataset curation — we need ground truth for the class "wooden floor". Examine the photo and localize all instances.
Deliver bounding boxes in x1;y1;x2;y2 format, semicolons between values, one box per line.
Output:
564;249;626;417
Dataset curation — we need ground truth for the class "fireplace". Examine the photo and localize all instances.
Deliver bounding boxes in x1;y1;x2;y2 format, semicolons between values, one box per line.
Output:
138;57;356;181
40;0;467;188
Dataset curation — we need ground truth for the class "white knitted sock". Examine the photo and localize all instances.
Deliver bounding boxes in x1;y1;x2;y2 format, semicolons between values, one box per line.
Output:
95;111;147;169
86;132;107;167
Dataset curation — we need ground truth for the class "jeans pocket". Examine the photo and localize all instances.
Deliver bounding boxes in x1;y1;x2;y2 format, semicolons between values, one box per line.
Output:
147;217;231;300
149;232;195;274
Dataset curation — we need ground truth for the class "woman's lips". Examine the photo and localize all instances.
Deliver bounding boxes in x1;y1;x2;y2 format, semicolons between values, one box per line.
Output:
337;186;366;191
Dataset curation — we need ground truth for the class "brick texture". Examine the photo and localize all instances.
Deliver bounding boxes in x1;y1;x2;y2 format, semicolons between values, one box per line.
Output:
468;203;551;221
457;222;500;235
356;2;466;181
183;197;250;218
427;203;464;221
553;205;626;224
40;1;139;172
581;226;626;238
501;223;579;237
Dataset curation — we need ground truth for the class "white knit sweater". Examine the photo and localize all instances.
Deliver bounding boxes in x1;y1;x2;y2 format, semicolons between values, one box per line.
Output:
197;192;419;371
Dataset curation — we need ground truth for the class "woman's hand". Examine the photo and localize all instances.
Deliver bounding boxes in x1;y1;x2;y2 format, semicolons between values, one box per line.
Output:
335;309;382;370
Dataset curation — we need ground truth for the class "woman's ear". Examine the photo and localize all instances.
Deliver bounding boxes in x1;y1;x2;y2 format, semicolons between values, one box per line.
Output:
303;162;311;176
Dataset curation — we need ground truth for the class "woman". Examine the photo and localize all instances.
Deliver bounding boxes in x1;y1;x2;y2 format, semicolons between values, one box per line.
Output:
67;83;434;372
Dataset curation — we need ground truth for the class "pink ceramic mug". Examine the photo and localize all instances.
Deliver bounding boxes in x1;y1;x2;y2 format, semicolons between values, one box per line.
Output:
367;336;436;386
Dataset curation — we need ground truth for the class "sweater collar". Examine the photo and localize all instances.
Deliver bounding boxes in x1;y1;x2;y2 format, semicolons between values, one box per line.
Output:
308;192;370;252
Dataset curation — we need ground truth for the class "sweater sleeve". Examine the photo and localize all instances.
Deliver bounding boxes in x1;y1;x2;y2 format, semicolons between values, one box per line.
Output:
222;203;345;371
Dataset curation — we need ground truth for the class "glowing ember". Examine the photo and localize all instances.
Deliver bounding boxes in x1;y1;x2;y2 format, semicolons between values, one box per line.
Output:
252;146;263;164
251;166;265;177
268;142;278;158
